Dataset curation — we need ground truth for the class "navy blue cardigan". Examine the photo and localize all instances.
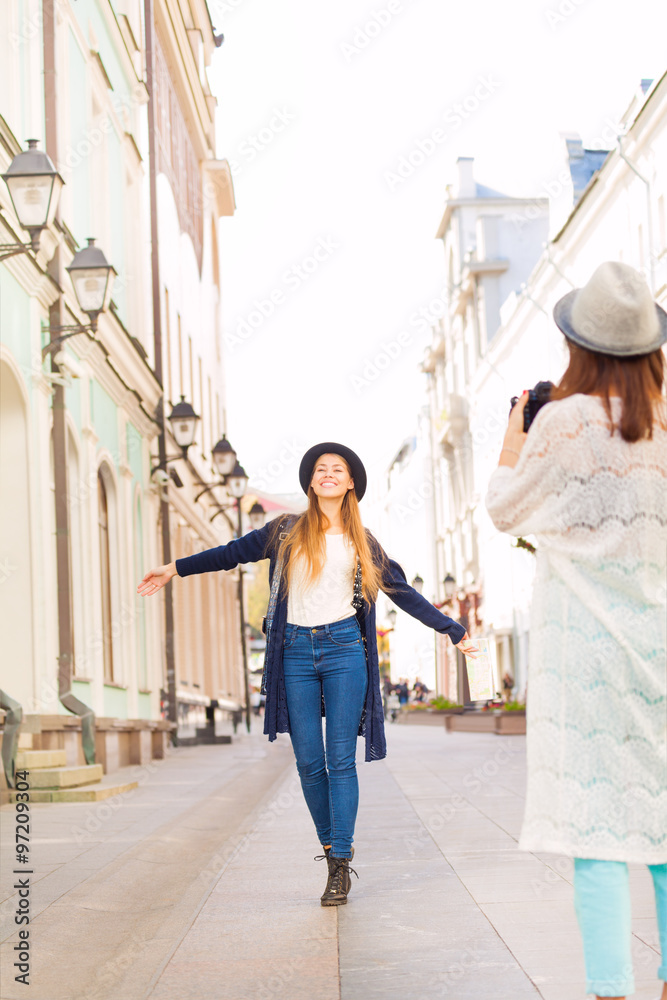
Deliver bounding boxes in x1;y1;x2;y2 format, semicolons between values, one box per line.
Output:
175;518;466;762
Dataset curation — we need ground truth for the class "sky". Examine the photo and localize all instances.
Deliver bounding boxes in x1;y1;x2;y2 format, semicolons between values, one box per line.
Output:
208;0;667;501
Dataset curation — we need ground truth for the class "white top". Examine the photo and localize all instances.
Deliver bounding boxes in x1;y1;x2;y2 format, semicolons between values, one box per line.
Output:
485;394;667;863
286;533;357;627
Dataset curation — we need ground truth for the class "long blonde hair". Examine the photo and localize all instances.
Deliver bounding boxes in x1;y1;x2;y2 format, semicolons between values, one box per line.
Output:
272;460;388;606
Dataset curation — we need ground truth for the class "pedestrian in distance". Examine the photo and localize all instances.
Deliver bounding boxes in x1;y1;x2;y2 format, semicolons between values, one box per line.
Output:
138;443;478;906
250;686;262;717
485;262;667;1000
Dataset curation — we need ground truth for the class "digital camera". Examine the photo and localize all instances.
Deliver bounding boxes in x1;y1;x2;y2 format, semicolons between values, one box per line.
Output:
510;381;554;432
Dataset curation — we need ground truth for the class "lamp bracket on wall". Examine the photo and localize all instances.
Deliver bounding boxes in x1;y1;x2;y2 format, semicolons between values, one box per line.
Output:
40;326;96;360
0;240;38;262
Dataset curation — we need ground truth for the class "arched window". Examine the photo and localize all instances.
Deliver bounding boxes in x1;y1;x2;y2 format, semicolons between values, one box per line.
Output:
0;358;34;706
68;428;85;677
133;493;147;690
98;469;114;682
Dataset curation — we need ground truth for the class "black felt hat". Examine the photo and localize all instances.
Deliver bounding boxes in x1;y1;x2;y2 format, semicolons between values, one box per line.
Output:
299;442;367;501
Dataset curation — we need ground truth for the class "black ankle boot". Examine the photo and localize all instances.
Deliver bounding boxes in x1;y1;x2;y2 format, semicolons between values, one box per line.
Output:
318;848;357;906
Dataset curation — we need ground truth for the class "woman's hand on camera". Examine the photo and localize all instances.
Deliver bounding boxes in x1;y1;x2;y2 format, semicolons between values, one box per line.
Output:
455;631;480;658
500;391;529;467
137;562;177;596
508;390;529;435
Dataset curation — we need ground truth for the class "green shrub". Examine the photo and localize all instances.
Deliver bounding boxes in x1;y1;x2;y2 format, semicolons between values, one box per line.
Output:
429;695;463;710
503;701;526;712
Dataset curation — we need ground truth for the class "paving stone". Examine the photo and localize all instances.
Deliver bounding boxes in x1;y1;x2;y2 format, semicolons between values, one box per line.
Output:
0;724;663;1000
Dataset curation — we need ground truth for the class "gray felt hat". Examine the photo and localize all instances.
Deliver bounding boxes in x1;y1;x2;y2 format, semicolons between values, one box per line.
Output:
553;261;667;357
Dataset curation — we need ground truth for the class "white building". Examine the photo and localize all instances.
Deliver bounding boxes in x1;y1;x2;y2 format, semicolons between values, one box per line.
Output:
423;72;667;701
0;0;244;777
422;156;549;699
379;409;441;692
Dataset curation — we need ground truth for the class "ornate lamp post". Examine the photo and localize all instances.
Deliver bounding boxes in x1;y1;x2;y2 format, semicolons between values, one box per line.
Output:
1;140;63;259
248;502;266;530
41;239;116;360
211;434;236;477
37;237;116;767
443;573;457;601
66;239;116;328
167;396;200;453
205;443;266;734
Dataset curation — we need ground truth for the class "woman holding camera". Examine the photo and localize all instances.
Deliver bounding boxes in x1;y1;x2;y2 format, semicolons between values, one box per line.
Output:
485;262;667;1000
138;443;477;906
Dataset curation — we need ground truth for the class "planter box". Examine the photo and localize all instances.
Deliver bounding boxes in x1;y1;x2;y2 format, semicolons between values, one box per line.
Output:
444;711;526;735
495;711;526;734
397;708;464;726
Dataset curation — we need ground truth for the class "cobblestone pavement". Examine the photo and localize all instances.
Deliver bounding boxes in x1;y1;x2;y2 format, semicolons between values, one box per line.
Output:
0;722;662;999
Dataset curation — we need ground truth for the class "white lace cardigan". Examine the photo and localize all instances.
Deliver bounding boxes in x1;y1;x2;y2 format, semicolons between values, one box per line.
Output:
485;393;667;863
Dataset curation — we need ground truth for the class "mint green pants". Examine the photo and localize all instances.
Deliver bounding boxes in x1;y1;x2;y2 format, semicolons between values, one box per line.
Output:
574;858;667;996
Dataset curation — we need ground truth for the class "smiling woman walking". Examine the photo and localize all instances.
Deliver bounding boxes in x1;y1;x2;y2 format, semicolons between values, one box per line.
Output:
138;442;477;906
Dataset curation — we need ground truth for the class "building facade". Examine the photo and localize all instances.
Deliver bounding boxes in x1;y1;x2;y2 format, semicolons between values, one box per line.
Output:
421;156;549;698
422;74;667;700
380;411;441;692
0;0;245;775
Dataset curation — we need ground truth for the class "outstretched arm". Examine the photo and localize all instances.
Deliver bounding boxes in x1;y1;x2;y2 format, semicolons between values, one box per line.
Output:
137;518;281;598
174;520;275;578
370;535;476;650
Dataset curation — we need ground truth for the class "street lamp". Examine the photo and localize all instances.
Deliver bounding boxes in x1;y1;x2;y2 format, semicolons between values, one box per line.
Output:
66;238;116;329
199;446;258;734
41;239;116;360
211;434;237;477
1;139;63;259
386;607;397;628
167;395;200;453
411;574;424;594
225;463;252;735
444;573;457;600
248;502;266;529
226;462;249;500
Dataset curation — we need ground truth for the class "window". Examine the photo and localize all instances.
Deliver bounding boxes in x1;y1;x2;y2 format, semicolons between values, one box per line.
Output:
189;336;194;412
134;494;148;690
208;376;213;453
198;356;204;453
98;470;114;683
177;314;183;396
164;287;172;404
69;430;84;677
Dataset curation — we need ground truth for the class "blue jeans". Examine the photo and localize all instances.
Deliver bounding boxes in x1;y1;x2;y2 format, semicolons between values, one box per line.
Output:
574;858;667;996
282;614;367;859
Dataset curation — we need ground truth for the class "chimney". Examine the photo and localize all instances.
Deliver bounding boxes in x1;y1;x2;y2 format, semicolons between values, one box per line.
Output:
456;156;475;199
561;131;609;204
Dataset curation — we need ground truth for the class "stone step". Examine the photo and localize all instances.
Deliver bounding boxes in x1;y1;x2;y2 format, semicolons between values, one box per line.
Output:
15;748;68;769
9;775;138;803
27;764;104;789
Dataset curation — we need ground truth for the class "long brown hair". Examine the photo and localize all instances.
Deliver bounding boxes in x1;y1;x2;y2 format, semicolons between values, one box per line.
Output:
271;458;389;606
550;340;667;442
